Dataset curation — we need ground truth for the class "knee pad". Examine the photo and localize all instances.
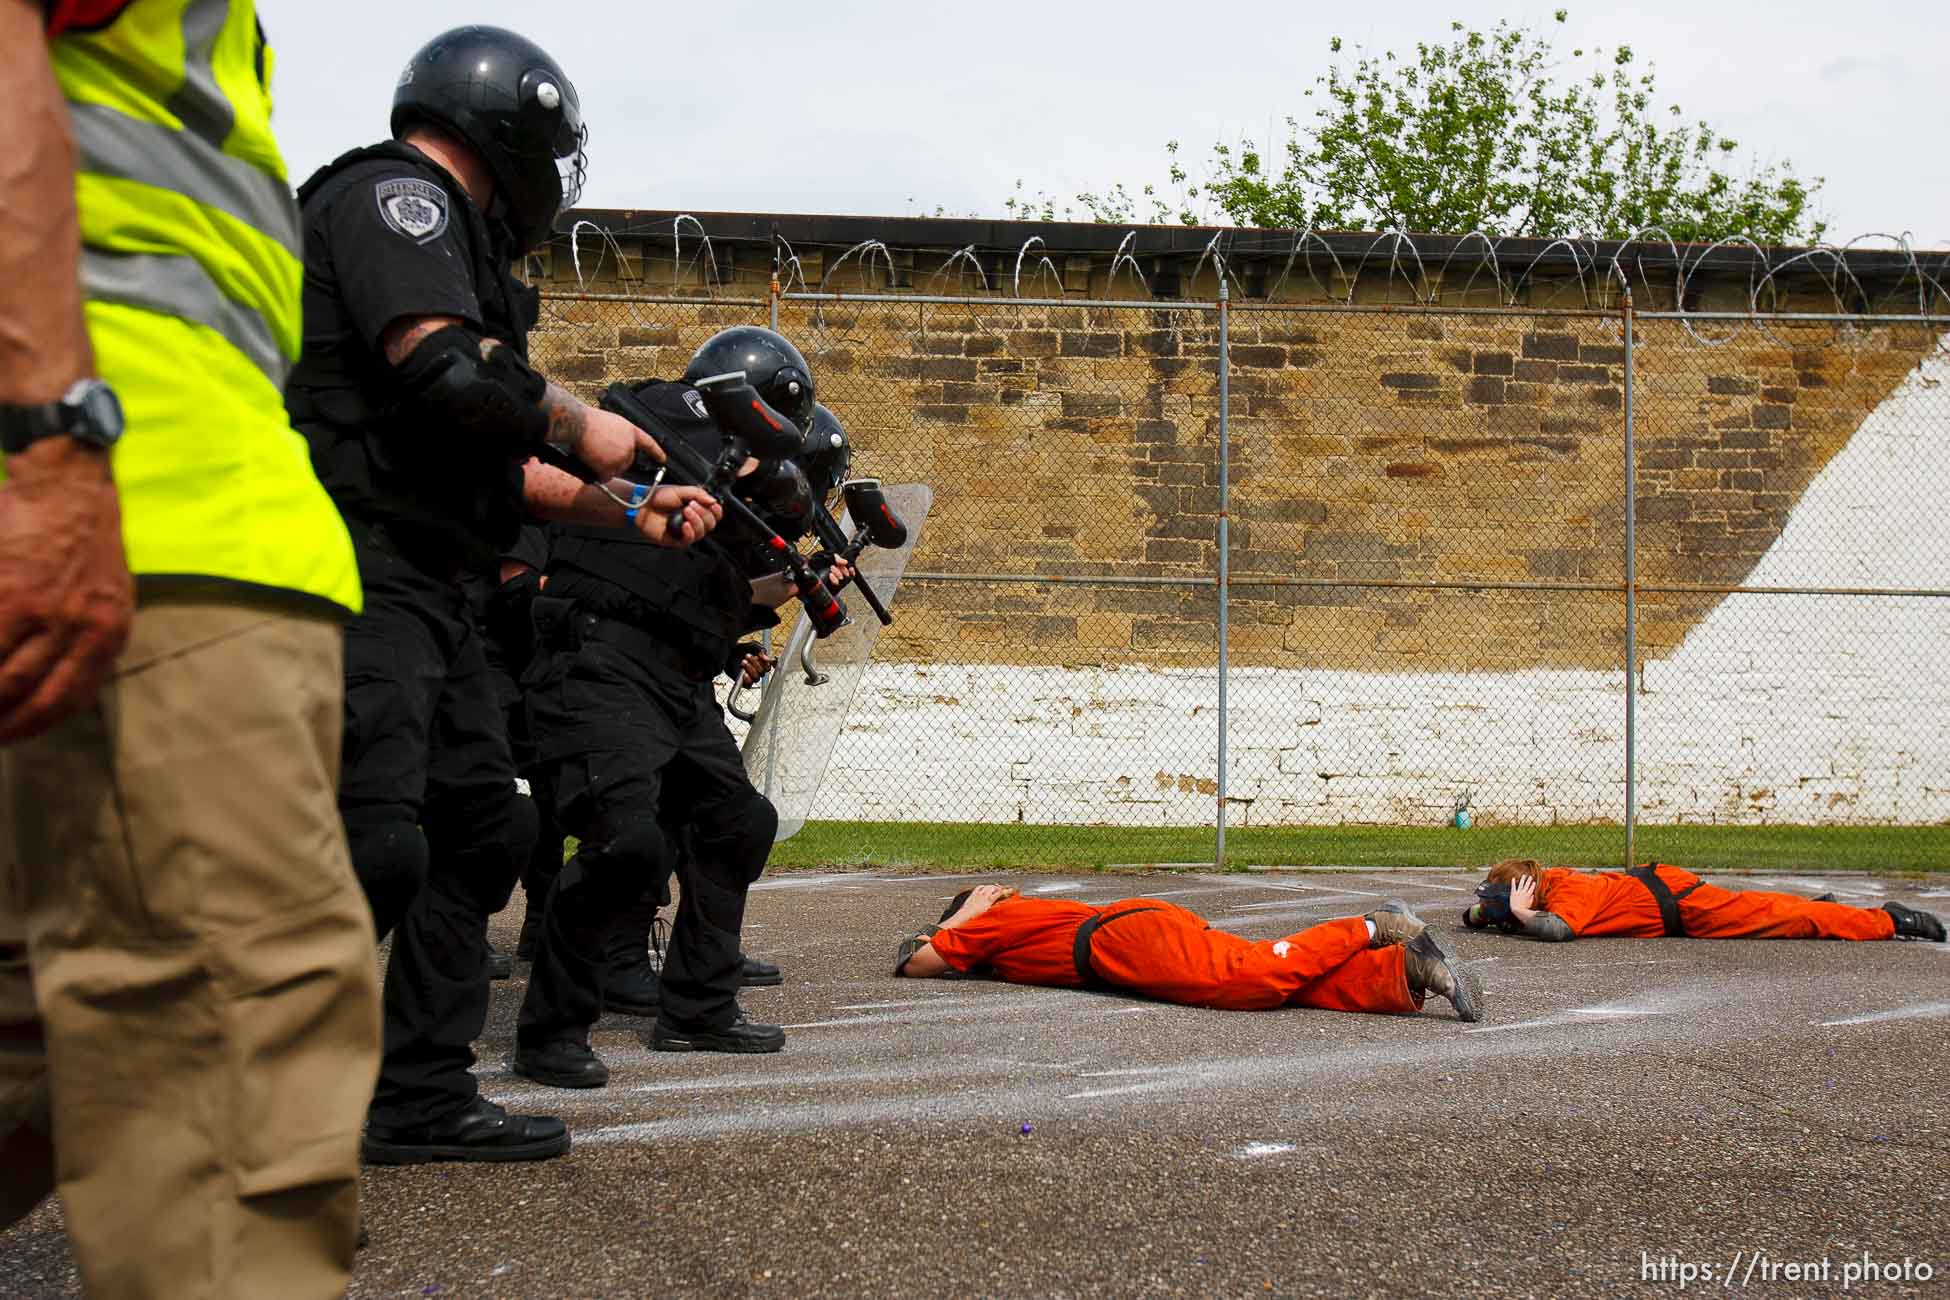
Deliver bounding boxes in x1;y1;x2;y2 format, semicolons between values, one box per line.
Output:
424;785;539;916
596;820;675;884
690;791;777;885
341;804;428;939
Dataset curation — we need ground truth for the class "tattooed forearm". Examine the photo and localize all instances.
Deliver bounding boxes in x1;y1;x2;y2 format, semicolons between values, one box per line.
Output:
540;382;588;455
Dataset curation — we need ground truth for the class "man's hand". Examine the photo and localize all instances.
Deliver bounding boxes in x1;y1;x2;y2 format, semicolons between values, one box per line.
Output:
942;883;1019;929
630;484;722;548
574;405;661;479
1509;875;1540;925
0;440;134;742
738;650;776;688
823;556;855;592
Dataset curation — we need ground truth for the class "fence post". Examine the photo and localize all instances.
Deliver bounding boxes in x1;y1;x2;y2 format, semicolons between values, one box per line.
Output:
761;247;782;799
1216;281;1232;870
1622;288;1639;870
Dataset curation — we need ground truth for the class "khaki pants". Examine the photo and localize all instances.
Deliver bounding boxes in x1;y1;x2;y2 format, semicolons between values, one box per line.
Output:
0;601;381;1299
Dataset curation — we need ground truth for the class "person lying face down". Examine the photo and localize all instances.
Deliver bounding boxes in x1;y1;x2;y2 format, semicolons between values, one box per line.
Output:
892;883;1484;1022
1465;859;1946;944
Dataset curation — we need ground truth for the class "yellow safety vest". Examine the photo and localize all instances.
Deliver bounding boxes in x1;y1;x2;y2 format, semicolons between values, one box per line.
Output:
9;0;361;615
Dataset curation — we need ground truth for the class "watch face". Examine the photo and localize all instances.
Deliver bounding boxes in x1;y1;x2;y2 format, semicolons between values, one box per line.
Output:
75;381;124;442
62;379;124;448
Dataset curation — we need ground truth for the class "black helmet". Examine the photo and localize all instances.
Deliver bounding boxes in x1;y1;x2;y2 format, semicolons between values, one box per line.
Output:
392;26;587;254
802;404;853;503
683;327;815;434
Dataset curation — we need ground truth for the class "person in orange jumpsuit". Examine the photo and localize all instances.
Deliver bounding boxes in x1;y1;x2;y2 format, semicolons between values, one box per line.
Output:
1464;859;1945;943
892;884;1484;1021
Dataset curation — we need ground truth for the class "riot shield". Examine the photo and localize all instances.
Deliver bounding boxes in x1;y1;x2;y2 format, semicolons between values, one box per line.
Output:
736;483;932;841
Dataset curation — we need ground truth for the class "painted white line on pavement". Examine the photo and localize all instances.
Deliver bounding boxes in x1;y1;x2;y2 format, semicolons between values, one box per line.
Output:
1819;1001;1950;1027
1065;1080;1182;1101
1230;894;1378;912
834;998;988;1011
1251;880;1389;898
751;874;866;892
1234;1142;1298;1159
1555;958;1683;968
1029;880;1082;894
1463;995;1688;1035
866;873;997;885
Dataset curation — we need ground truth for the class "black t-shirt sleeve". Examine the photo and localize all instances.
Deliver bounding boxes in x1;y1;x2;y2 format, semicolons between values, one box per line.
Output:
321;166;484;352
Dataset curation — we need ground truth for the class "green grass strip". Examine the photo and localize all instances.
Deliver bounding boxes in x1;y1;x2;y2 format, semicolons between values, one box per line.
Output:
764;820;1950;874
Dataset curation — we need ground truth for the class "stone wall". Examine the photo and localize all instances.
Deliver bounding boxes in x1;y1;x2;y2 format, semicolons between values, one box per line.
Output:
792;341;1950;827
532;300;1936;678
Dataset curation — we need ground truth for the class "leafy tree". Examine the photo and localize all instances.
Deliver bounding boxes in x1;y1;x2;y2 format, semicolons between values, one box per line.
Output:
1008;13;1824;243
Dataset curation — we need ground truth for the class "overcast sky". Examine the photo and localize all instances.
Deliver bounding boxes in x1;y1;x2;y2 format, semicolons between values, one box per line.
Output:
265;0;1948;248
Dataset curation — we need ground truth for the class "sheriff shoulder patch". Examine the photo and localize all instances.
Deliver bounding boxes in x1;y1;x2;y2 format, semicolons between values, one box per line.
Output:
374;177;449;244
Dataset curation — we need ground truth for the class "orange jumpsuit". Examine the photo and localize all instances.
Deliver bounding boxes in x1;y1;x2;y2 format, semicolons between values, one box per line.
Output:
1538;865;1897;940
926;897;1421;1014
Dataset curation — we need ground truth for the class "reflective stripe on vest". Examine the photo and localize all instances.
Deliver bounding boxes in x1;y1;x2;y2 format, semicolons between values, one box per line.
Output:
68;101;302;259
34;0;362;615
81;248;287;385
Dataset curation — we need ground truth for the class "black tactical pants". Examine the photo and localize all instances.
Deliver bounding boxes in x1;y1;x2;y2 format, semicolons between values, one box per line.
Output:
477;580;566;913
338;524;538;1125
517;615;774;1047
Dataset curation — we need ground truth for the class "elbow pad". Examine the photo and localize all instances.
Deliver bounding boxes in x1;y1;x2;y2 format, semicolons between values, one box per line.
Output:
395;325;549;456
1524;912;1577;943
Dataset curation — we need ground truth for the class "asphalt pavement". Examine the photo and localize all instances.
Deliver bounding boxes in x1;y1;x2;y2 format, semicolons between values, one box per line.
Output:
5;867;1948;1298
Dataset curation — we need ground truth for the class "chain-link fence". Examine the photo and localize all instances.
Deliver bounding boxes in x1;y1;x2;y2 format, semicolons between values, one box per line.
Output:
533;287;1950;868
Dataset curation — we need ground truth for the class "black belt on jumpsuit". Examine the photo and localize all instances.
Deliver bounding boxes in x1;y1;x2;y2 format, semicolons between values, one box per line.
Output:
1072;906;1163;990
1627;866;1705;937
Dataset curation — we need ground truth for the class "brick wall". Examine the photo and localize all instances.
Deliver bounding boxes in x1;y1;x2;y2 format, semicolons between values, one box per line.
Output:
531;300;1934;677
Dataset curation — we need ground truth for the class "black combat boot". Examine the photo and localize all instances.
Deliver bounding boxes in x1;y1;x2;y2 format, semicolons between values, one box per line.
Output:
1884;901;1947;942
362;1097;569;1165
649;1007;785;1054
512;1034;610;1089
738;954;784;986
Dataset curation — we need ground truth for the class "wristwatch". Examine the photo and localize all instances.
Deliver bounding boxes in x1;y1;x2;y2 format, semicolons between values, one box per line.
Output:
0;378;125;456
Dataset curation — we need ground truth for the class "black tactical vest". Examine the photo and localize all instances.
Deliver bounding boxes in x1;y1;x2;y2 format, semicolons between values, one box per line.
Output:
547;525;754;674
285;142;542;574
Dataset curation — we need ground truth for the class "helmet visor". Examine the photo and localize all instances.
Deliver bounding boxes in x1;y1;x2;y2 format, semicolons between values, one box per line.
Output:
555;120;588;213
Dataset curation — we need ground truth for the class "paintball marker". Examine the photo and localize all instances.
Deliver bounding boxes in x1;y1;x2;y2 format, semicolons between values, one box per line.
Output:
598;373;850;639
807;478;909;628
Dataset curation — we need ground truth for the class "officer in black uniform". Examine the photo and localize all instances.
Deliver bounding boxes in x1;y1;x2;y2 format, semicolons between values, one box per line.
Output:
512;330;838;1088
285;25;719;1163
465;525;560;980
592;401;859;1005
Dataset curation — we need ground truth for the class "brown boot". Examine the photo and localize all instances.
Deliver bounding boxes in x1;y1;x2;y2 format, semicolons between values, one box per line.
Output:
1366;898;1428;948
1402;929;1484;1022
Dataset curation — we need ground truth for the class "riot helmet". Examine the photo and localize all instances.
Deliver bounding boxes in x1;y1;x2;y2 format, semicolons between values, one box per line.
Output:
802;404;853;504
392;26;587;254
683;327;816;434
